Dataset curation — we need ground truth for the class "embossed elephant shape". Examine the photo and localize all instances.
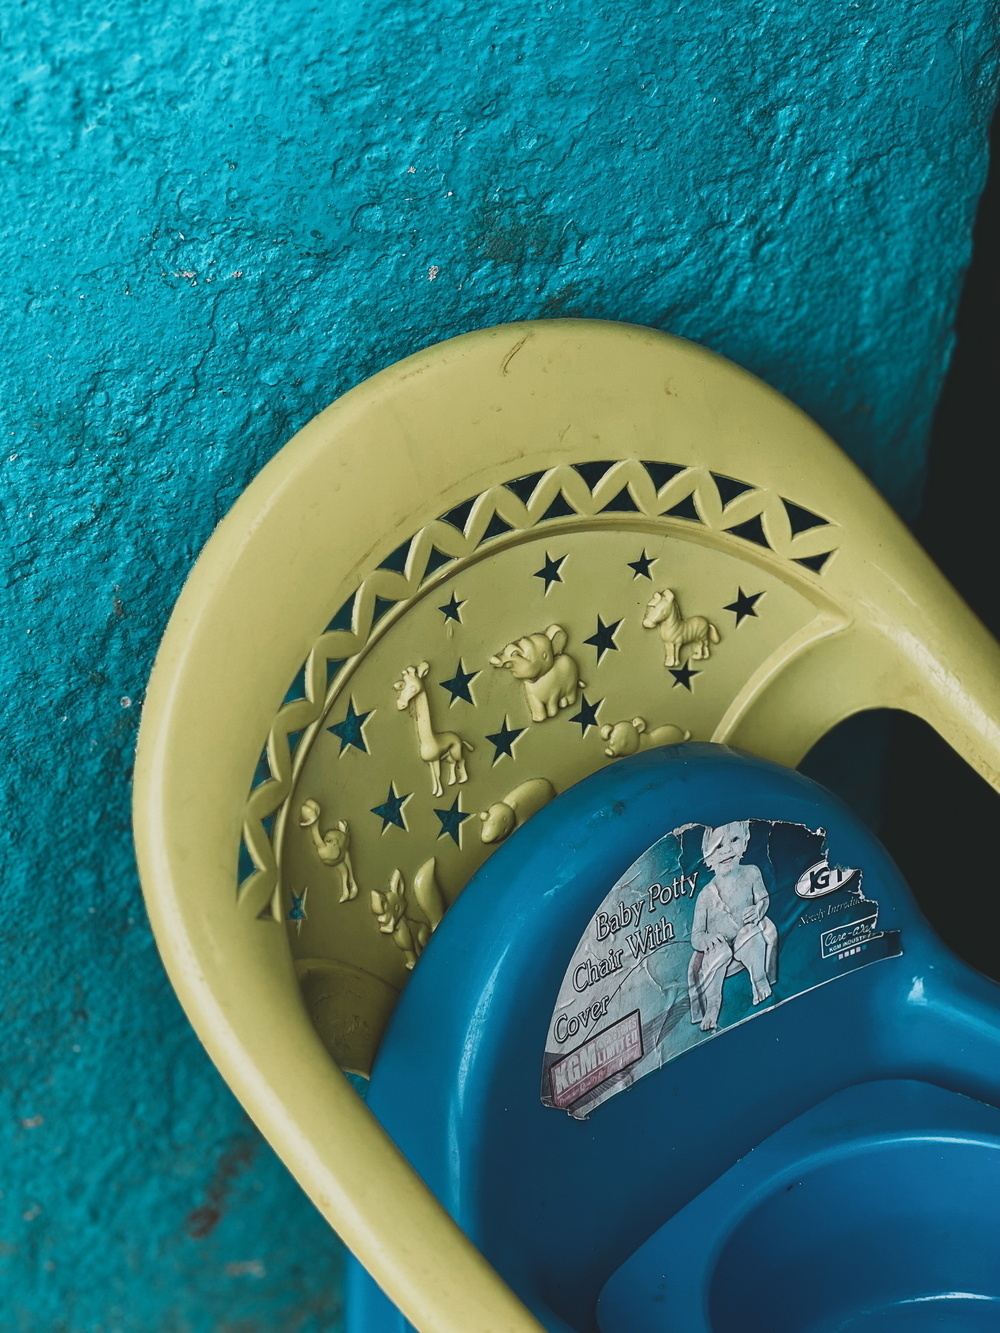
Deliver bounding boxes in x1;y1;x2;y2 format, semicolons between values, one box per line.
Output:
489;625;584;723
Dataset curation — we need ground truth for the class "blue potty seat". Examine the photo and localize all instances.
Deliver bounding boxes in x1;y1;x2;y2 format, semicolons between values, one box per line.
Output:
347;743;1000;1332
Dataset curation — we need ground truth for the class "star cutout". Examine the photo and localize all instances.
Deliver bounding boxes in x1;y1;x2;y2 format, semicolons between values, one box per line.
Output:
439;592;465;624
534;552;566;593
569;694;603;734
724;588;763;626
370;782;410;833
627;550;656;579
485;715;525;764
584;615;622;662
433;795;471;846
669;665;700;690
328;697;373;754
439;659;479;705
287;888;308;935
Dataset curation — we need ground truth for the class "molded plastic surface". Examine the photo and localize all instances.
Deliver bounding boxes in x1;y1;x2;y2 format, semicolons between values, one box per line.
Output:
347;745;1000;1332
599;1080;1000;1333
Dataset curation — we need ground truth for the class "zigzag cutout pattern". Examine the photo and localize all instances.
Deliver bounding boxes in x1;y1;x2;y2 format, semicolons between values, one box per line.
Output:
240;460;840;921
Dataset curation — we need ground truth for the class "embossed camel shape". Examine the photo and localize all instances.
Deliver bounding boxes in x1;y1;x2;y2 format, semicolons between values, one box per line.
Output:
642;589;719;667
393;662;473;797
298;799;357;902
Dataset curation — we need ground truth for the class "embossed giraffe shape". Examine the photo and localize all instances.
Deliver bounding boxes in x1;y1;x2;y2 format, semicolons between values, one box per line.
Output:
393;662;473;797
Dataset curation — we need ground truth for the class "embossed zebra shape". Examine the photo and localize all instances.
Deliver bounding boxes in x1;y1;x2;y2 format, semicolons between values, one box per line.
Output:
393;662;473;797
642;589;719;667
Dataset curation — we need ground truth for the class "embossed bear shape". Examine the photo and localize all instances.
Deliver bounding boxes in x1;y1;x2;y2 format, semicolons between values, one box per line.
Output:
490;625;584;723
600;717;690;758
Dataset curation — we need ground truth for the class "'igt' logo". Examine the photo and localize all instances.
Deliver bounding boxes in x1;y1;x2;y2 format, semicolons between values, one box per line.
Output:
795;860;860;899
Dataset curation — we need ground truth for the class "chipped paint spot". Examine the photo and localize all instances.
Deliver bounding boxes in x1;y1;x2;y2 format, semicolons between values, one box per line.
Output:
908;976;928;1005
226;1260;266;1277
185;1139;258;1240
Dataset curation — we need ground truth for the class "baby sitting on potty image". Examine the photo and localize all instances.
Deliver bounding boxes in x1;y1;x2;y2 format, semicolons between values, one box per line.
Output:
688;821;778;1032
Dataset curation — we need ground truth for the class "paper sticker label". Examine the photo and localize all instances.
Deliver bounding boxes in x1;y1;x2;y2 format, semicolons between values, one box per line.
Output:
541;819;902;1119
549;1011;644;1110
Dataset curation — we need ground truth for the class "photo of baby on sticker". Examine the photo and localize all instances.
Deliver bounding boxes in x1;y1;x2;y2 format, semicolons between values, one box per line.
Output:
541;819;902;1120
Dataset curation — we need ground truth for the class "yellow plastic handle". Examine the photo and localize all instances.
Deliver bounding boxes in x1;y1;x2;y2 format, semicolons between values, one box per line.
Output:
136;639;547;1332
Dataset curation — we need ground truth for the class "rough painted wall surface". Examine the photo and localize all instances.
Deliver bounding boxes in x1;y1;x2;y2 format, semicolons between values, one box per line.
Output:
0;2;996;1329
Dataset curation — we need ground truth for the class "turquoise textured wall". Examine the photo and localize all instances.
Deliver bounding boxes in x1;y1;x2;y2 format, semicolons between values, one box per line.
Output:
1;2;997;1329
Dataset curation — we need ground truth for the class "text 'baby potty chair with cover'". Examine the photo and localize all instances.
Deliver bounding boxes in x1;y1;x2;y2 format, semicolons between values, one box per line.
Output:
133;321;1000;1333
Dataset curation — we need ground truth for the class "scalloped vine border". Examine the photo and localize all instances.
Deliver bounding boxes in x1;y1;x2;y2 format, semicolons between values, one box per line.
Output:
237;458;841;921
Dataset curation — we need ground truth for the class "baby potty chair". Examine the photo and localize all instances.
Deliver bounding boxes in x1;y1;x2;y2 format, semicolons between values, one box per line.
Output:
350;744;1000;1332
133;321;1000;1332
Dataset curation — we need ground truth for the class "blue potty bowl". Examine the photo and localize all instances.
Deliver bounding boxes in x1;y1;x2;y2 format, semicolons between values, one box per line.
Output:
599;1078;1000;1333
346;744;1000;1333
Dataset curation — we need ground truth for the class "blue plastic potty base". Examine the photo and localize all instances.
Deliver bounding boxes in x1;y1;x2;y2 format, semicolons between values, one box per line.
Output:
598;1079;1000;1333
345;745;1000;1333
